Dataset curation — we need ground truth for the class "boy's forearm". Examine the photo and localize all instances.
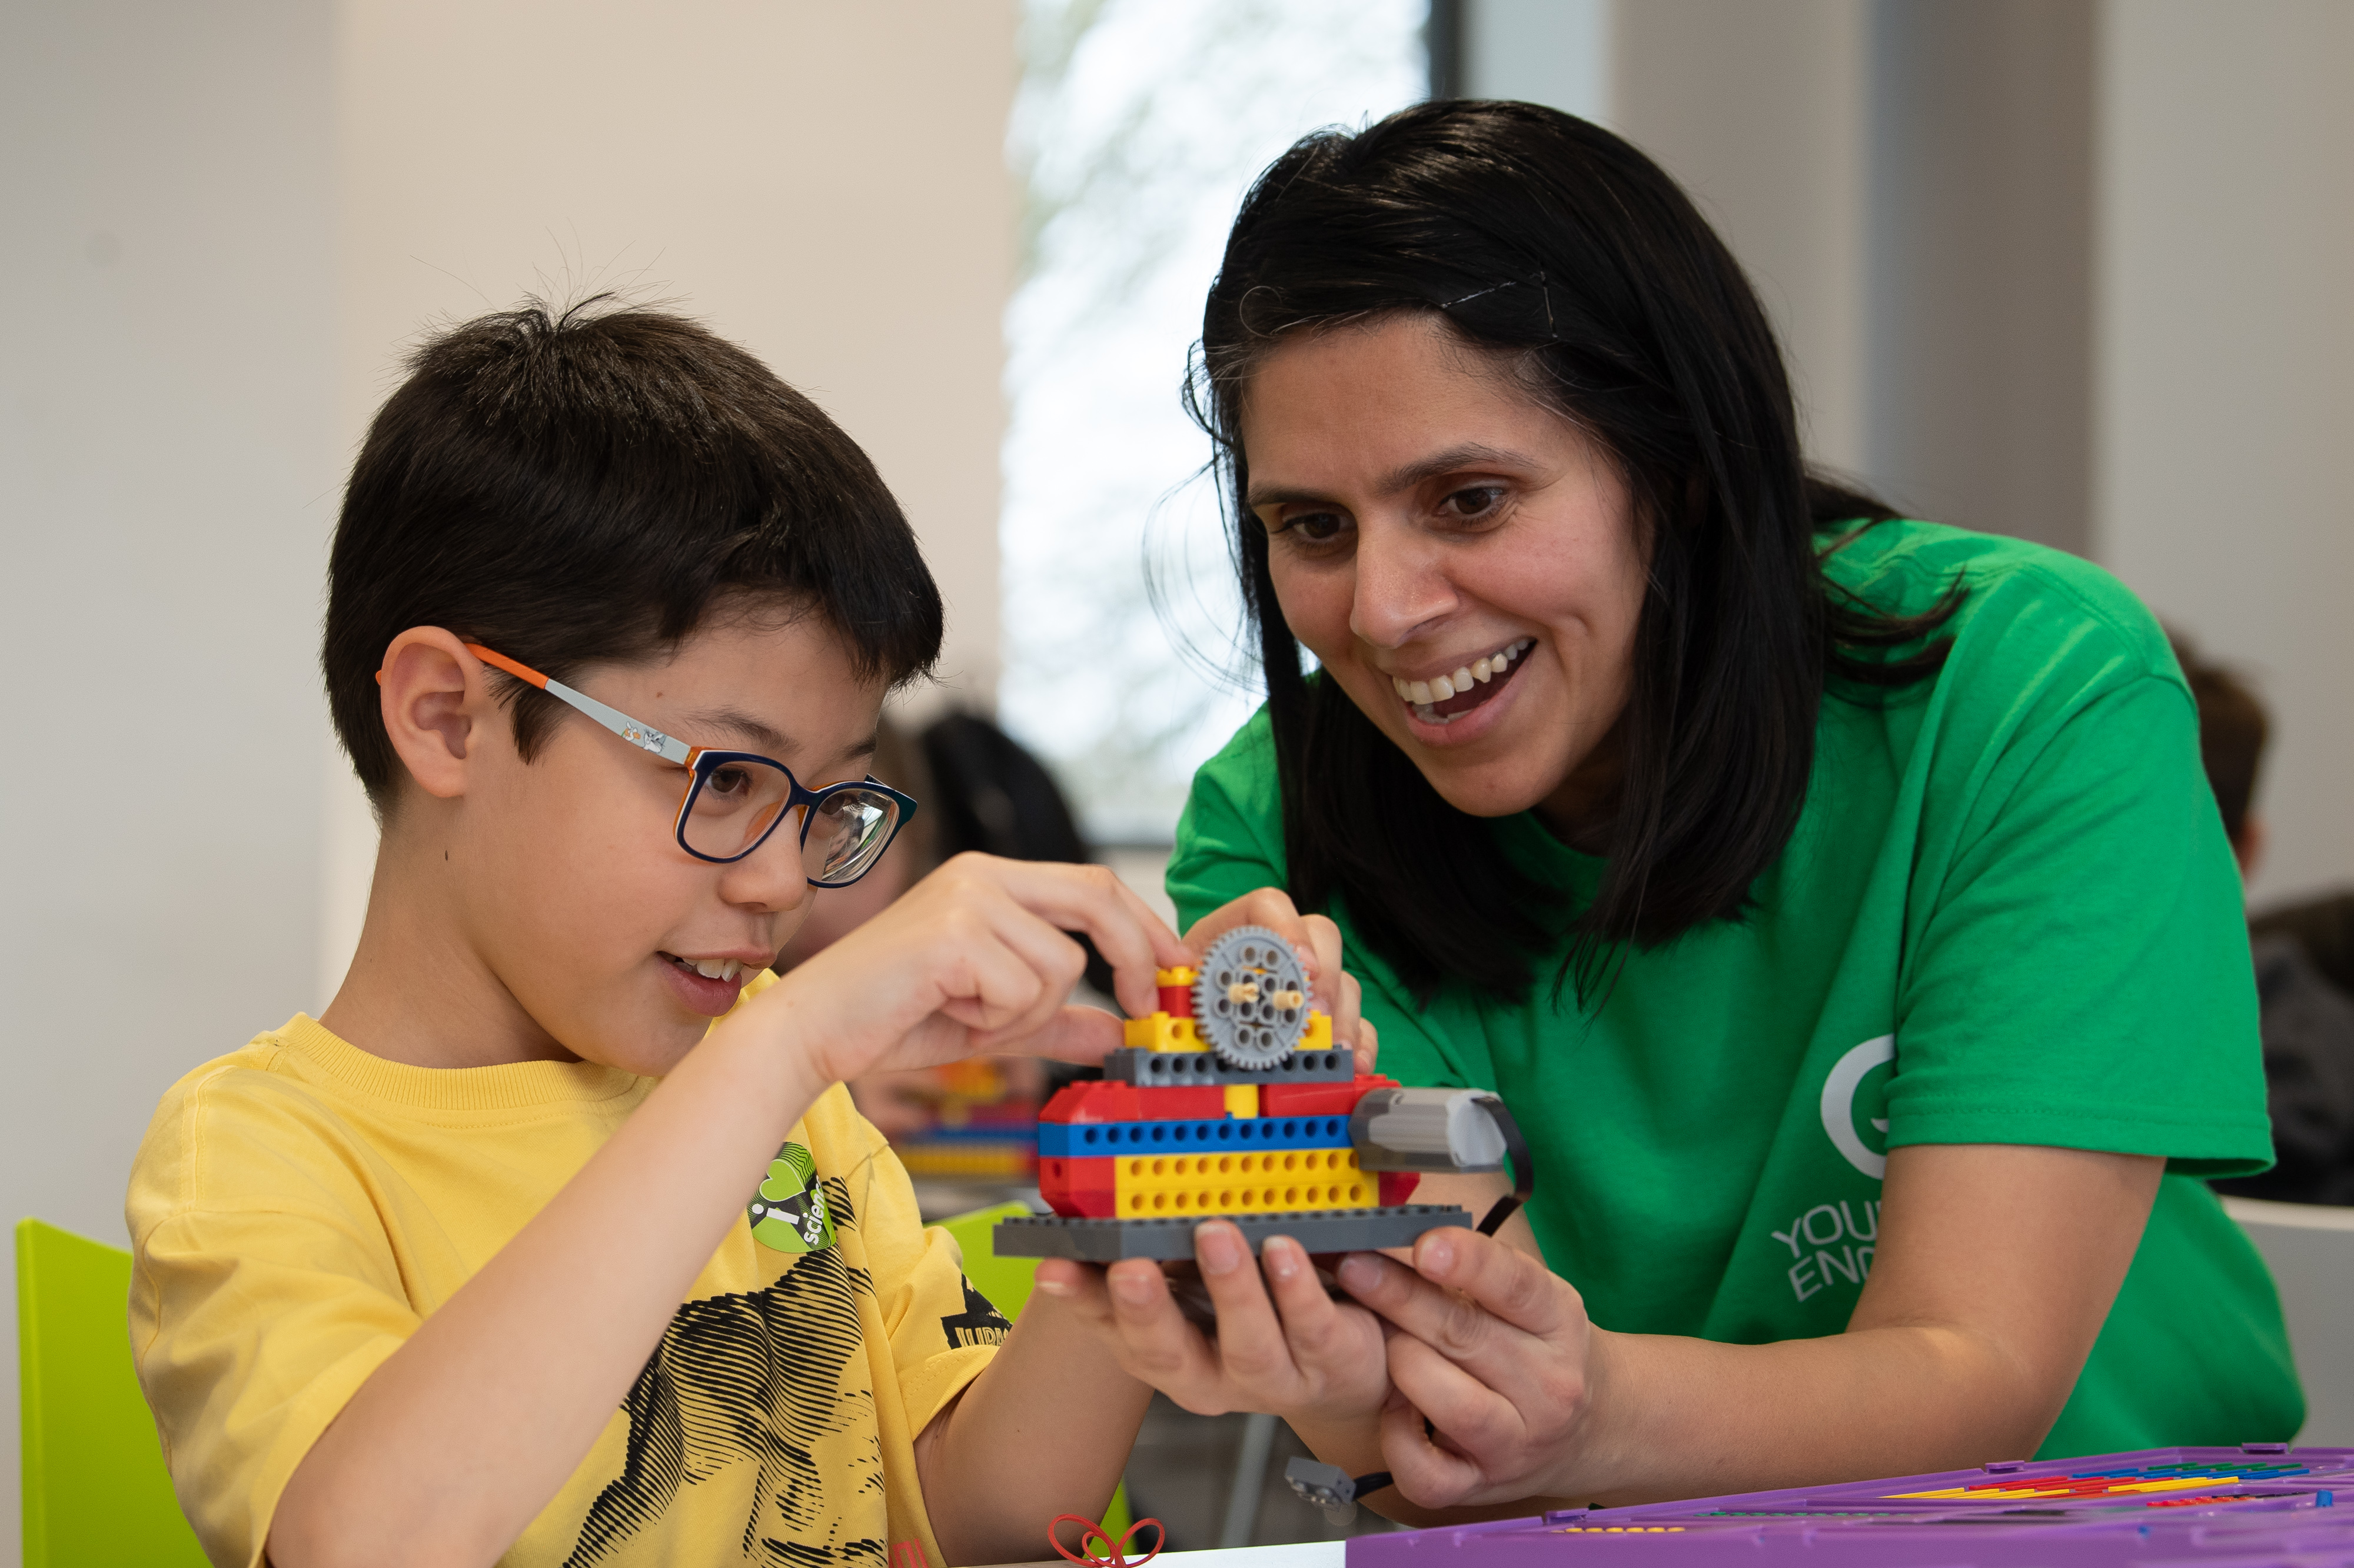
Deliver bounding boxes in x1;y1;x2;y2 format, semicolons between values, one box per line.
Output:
916;1296;1153;1567
270;1026;827;1568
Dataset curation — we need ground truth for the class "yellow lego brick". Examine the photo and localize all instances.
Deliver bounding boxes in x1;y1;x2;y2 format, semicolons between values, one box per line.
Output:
1302;1011;1333;1052
1223;1084;1260;1118
1108;1147;1376;1218
1123;1013;1207;1052
1155;966;1199;987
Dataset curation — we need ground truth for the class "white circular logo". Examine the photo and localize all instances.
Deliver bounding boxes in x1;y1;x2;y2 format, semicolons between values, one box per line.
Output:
1821;1034;1895;1179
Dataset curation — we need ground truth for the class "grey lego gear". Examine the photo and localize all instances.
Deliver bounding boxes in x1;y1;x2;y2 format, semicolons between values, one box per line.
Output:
1191;924;1311;1069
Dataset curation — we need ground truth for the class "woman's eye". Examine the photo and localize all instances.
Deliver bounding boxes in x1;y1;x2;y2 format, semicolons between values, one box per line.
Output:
1281;510;1349;543
1439;485;1506;521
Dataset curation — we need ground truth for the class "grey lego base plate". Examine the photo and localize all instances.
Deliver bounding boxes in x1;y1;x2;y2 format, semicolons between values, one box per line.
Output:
1103;1046;1355;1086
992;1204;1472;1261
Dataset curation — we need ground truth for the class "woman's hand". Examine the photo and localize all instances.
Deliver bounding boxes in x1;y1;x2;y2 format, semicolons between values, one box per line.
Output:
1183;887;1378;1072
1035;1220;1393;1430
1336;1227;1601;1508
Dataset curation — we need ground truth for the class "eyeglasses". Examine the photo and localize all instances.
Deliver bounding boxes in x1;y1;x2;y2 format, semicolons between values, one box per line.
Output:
464;643;919;885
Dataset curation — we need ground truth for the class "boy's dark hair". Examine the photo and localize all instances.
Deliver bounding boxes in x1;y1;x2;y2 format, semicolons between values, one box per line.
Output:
324;299;943;810
2168;630;2269;847
1190;100;1959;1006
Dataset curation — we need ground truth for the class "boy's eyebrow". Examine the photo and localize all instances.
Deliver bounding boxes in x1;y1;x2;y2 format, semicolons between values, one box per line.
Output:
679;705;792;754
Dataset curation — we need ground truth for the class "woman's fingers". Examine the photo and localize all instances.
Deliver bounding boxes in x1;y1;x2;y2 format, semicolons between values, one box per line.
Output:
1338;1236;1575;1386
1301;914;1346;1011
1353;1013;1381;1074
1378;1389;1489;1507
1334;970;1365;1064
1183;888;1324;986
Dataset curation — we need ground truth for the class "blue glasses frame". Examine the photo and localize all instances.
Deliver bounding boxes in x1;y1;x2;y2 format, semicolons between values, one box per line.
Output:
463;642;919;884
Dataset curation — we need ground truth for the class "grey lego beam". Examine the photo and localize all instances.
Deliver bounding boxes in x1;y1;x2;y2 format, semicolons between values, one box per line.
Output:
991;1204;1472;1261
1102;1046;1355;1087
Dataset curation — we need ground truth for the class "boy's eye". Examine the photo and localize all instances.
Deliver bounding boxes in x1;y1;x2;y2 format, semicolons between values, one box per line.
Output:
707;765;755;800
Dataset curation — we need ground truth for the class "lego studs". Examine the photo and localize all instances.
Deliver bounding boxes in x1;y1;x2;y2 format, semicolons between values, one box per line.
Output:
1191;926;1311;1069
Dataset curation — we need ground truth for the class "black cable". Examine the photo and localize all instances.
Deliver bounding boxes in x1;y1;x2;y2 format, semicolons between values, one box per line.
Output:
1474;1097;1535;1236
1352;1470;1394;1497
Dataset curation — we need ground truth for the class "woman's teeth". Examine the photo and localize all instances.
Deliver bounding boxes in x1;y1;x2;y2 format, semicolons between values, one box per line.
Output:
671;956;746;983
1392;638;1532;722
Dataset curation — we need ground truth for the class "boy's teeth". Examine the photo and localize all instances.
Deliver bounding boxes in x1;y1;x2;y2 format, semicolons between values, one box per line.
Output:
688;958;740;981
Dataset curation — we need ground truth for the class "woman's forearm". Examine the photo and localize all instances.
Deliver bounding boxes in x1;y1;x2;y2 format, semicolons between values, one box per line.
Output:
270;1030;825;1568
916;1294;1154;1566
1559;1320;2059;1506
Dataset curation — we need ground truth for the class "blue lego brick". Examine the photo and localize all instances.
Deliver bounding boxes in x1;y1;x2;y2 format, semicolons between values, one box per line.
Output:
1036;1115;1353;1159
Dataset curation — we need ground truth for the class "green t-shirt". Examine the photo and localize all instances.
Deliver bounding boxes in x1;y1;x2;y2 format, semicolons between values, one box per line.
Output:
1168;519;2302;1456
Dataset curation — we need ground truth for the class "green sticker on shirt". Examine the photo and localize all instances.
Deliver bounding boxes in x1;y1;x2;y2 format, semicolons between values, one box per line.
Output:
746;1141;834;1252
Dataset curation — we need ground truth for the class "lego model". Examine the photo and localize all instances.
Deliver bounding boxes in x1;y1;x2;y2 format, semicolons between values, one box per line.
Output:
992;926;1531;1263
1343;1444;2353;1568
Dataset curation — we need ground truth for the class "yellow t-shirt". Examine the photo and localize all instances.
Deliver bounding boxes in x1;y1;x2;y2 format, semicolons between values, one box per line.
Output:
125;982;1005;1568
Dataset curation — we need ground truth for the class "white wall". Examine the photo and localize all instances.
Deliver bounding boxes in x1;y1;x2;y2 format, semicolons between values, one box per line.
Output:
318;0;1019;996
2;5;1016;1557
2094;0;2354;908
0;4;338;1556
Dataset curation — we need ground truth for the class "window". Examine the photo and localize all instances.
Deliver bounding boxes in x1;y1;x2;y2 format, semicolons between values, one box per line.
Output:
1000;0;1428;845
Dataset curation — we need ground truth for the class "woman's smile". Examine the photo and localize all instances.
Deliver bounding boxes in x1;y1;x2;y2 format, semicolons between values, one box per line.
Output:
1388;635;1534;725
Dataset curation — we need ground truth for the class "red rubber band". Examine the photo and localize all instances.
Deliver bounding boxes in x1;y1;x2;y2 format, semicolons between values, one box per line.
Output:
1049;1514;1165;1568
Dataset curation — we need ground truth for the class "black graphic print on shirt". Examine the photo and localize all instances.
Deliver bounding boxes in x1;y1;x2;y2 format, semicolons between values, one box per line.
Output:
565;1179;885;1568
939;1279;1012;1349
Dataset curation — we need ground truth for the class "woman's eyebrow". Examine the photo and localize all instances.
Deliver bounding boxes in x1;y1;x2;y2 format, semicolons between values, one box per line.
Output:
1246;442;1535;509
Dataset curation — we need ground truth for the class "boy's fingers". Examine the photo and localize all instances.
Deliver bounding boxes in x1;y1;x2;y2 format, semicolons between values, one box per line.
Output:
969;1003;1122;1063
1189;1224;1295;1387
1100;1257;1227;1399
975;858;1188;1016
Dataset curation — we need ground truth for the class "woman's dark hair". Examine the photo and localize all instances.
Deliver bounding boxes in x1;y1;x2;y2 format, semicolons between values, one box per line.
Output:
1189;101;1960;1004
324;298;943;811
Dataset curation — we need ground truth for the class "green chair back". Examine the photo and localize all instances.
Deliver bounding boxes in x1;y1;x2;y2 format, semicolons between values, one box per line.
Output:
936;1202;1131;1537
16;1218;209;1567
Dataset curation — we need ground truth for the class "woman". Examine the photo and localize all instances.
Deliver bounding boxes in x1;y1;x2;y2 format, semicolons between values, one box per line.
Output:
1040;101;2299;1513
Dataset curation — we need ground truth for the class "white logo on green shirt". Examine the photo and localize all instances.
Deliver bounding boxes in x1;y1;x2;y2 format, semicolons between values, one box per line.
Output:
1821;1034;1894;1178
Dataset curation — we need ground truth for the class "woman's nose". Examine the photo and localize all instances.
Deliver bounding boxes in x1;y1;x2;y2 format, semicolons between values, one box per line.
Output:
1348;520;1456;649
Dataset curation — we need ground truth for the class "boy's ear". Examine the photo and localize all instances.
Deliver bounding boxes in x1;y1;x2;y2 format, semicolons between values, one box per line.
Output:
377;628;493;801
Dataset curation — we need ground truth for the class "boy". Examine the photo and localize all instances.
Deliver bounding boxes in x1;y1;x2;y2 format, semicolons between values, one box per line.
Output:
125;300;1187;1568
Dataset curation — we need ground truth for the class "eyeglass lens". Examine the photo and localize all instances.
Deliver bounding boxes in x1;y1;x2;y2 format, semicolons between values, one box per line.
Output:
682;758;899;883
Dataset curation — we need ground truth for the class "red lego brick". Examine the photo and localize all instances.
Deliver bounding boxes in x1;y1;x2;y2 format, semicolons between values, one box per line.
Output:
1378;1171;1423;1206
1262;1074;1397;1117
1040;1081;1228;1123
1157;982;1195;1017
1039;1155;1118;1217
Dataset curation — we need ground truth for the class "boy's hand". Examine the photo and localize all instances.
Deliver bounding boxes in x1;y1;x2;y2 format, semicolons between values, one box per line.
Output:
752;853;1190;1087
1183;888;1378;1073
1034;1220;1392;1428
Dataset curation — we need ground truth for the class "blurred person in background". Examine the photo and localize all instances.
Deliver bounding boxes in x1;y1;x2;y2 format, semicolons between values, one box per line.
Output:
2173;631;2354;1206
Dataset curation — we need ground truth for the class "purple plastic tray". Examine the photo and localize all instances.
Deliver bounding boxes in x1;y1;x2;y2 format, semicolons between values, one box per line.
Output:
1348;1446;2354;1567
